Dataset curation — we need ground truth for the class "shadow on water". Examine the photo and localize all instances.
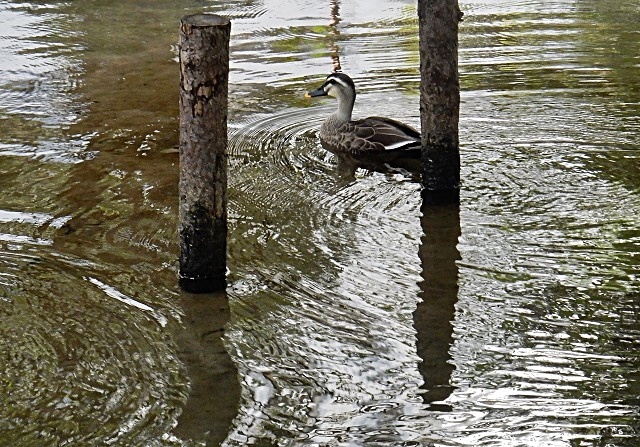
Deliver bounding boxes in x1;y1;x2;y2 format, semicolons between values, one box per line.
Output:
332;154;421;185
414;200;460;412
173;292;240;447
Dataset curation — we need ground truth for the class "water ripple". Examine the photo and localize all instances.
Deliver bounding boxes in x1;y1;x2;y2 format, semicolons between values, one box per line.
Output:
225;97;427;445
0;251;187;446
1;0;638;445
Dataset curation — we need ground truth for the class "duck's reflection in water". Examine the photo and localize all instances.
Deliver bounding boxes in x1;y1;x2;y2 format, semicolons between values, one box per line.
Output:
173;292;240;446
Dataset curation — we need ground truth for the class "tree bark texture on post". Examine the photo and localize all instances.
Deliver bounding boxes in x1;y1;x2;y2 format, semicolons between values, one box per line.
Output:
179;14;230;293
418;0;462;204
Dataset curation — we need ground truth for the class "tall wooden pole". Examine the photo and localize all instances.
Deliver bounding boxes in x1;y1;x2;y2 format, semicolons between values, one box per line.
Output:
418;0;462;204
178;14;230;293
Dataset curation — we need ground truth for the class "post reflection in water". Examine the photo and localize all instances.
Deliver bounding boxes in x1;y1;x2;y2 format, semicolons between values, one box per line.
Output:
414;200;461;412
329;0;342;72
173;292;240;446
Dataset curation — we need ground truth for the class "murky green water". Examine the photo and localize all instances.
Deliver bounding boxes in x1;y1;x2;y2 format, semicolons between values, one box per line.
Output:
0;0;638;446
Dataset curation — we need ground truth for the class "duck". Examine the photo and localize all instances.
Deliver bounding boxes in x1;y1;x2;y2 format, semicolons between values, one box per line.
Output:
305;72;421;168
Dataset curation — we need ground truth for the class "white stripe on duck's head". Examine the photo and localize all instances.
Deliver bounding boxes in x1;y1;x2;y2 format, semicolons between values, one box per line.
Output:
305;72;356;101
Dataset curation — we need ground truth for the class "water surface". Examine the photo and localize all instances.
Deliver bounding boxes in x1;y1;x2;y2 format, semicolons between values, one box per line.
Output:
0;0;638;446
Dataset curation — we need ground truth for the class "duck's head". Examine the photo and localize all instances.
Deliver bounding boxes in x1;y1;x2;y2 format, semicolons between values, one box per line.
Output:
305;72;356;102
305;73;356;122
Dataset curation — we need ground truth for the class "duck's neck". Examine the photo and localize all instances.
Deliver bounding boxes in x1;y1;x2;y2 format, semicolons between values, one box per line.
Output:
338;94;355;122
326;93;355;128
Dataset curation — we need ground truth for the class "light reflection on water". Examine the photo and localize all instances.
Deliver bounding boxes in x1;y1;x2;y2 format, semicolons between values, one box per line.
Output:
0;0;638;446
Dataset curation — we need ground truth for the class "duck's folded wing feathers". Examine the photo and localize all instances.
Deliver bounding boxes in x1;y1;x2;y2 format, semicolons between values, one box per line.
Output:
352;117;421;152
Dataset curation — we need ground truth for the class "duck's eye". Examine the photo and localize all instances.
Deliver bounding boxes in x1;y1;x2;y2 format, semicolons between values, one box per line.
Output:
324;79;337;90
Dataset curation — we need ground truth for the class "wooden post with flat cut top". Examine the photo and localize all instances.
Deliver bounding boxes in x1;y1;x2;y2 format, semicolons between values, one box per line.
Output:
178;14;231;293
418;0;462;204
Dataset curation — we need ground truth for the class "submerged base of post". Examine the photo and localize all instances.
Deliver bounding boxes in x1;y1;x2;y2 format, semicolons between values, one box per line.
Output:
179;275;227;294
422;139;460;205
179;211;227;293
421;187;460;206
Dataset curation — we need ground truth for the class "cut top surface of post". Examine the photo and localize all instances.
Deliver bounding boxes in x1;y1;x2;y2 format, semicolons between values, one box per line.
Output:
181;14;230;28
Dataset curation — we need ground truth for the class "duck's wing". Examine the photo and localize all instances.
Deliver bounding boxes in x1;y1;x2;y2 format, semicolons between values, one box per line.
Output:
349;117;421;153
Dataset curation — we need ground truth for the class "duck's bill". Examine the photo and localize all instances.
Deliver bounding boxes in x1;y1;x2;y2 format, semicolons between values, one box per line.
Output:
305;87;327;98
